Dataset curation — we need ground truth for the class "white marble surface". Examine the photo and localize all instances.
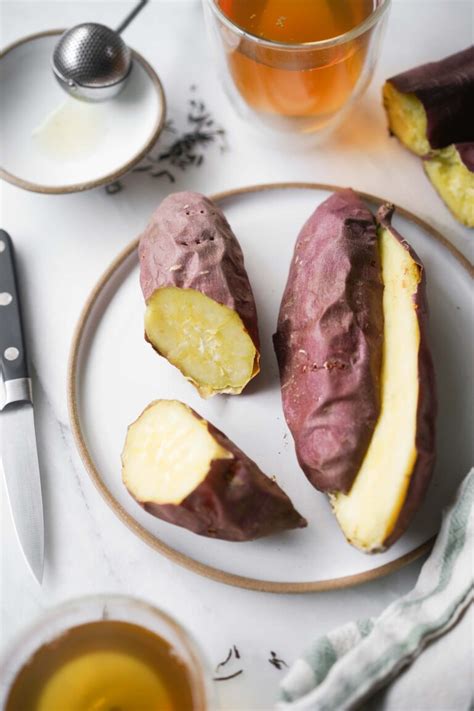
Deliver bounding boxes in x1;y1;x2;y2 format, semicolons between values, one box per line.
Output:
0;2;472;709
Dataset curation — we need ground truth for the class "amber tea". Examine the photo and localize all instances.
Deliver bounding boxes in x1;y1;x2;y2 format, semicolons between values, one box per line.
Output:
5;620;197;711
216;0;376;130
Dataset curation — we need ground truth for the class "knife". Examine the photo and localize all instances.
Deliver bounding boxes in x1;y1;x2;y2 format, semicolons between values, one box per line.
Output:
0;230;44;583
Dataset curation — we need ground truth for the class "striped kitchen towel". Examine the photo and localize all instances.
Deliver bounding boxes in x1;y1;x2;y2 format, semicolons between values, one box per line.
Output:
279;468;474;711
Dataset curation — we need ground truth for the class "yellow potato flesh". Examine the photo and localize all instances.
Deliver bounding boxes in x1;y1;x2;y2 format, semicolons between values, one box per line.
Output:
145;287;257;397
425;145;474;227
122;400;232;505
383;82;430;156
333;227;421;551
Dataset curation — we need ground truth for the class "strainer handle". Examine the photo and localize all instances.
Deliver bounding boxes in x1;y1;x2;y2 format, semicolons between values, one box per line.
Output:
116;0;149;34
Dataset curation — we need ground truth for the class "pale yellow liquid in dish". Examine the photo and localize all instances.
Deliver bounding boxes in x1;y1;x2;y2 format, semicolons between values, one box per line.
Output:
32;99;104;160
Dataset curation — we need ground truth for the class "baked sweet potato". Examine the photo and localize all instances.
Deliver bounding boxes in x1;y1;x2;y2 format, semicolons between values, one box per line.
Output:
332;204;437;552
138;192;260;398
424;143;474;227
273;189;384;494
382;46;474;156
122;400;307;541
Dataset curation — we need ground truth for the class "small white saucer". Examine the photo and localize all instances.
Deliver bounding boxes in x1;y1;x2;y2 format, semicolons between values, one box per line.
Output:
0;30;166;193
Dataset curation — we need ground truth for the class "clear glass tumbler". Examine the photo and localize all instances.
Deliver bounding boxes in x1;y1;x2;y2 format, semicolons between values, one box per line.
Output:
0;595;214;710
203;0;391;135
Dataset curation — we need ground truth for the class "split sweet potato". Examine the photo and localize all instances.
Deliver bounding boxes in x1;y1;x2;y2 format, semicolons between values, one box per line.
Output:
383;46;474;156
273;189;384;494
138;192;260;398
275;192;436;552
424;143;474;227
122;400;307;541
332;204;437;552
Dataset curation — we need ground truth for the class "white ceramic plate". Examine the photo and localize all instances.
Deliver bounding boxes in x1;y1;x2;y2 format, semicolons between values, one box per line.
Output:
0;31;165;193
68;184;473;592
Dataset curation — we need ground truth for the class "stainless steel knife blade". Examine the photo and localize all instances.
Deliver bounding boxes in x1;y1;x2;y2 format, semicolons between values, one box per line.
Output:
0;229;44;584
1;401;44;583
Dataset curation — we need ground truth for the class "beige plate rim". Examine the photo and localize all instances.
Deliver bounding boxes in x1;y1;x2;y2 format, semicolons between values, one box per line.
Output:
0;29;167;195
67;182;473;594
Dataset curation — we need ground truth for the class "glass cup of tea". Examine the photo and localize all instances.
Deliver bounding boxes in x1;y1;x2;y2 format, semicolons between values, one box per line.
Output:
203;0;391;135
0;595;213;711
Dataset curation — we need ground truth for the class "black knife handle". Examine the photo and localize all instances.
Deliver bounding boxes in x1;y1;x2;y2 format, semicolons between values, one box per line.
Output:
0;230;29;383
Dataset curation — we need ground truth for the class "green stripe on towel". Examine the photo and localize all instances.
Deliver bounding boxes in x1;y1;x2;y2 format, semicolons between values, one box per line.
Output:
279;469;474;710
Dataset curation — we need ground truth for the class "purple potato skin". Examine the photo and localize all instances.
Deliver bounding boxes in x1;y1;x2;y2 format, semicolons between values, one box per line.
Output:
455;142;474;172
138;191;260;371
388;46;474;150
376;204;437;550
125;405;307;542
273;190;384;494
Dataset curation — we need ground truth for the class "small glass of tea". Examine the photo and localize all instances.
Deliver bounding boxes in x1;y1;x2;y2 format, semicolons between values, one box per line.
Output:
1;595;212;711
203;0;391;135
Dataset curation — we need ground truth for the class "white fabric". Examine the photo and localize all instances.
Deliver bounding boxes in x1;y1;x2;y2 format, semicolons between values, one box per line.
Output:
279;470;474;710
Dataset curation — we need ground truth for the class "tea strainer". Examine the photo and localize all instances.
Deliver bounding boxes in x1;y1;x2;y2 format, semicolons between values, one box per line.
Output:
52;0;148;102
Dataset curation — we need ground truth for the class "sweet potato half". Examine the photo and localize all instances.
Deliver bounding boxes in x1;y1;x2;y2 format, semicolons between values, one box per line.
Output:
424;143;474;228
274;189;384;494
383;46;474;156
275;193;436;552
332;205;437;552
122;400;307;541
138;192;260;398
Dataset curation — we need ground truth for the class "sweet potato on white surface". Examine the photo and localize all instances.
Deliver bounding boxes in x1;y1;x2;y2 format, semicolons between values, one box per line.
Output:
275;191;436;552
383;47;474;156
122;400;307;541
139;192;260;398
274;189;384;495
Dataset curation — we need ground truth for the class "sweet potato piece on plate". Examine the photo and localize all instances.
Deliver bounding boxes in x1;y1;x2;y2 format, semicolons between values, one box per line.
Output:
139;192;260;398
275;192;436;552
122;400;307;541
274;189;384;494
332;205;437;552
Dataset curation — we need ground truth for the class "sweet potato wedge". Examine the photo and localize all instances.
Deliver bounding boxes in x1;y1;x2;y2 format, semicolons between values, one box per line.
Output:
138;192;260;398
274;189;384;494
332;205;436;552
382;46;474;156
122;400;307;541
424;143;474;227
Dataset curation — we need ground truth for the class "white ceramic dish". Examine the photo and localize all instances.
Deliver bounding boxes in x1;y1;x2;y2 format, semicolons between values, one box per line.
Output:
0;31;166;193
68;184;473;592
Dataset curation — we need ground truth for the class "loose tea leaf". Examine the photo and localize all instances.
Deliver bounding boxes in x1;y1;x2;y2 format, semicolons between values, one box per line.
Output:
269;651;288;670
214;645;243;681
131;165;152;173
215;648;233;672
213;670;244;682
150;169;175;182
163;119;177;134
105;181;123;194
105;88;226;194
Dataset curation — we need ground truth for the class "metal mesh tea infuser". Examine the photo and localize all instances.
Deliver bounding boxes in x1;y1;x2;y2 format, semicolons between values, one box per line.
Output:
52;0;148;102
